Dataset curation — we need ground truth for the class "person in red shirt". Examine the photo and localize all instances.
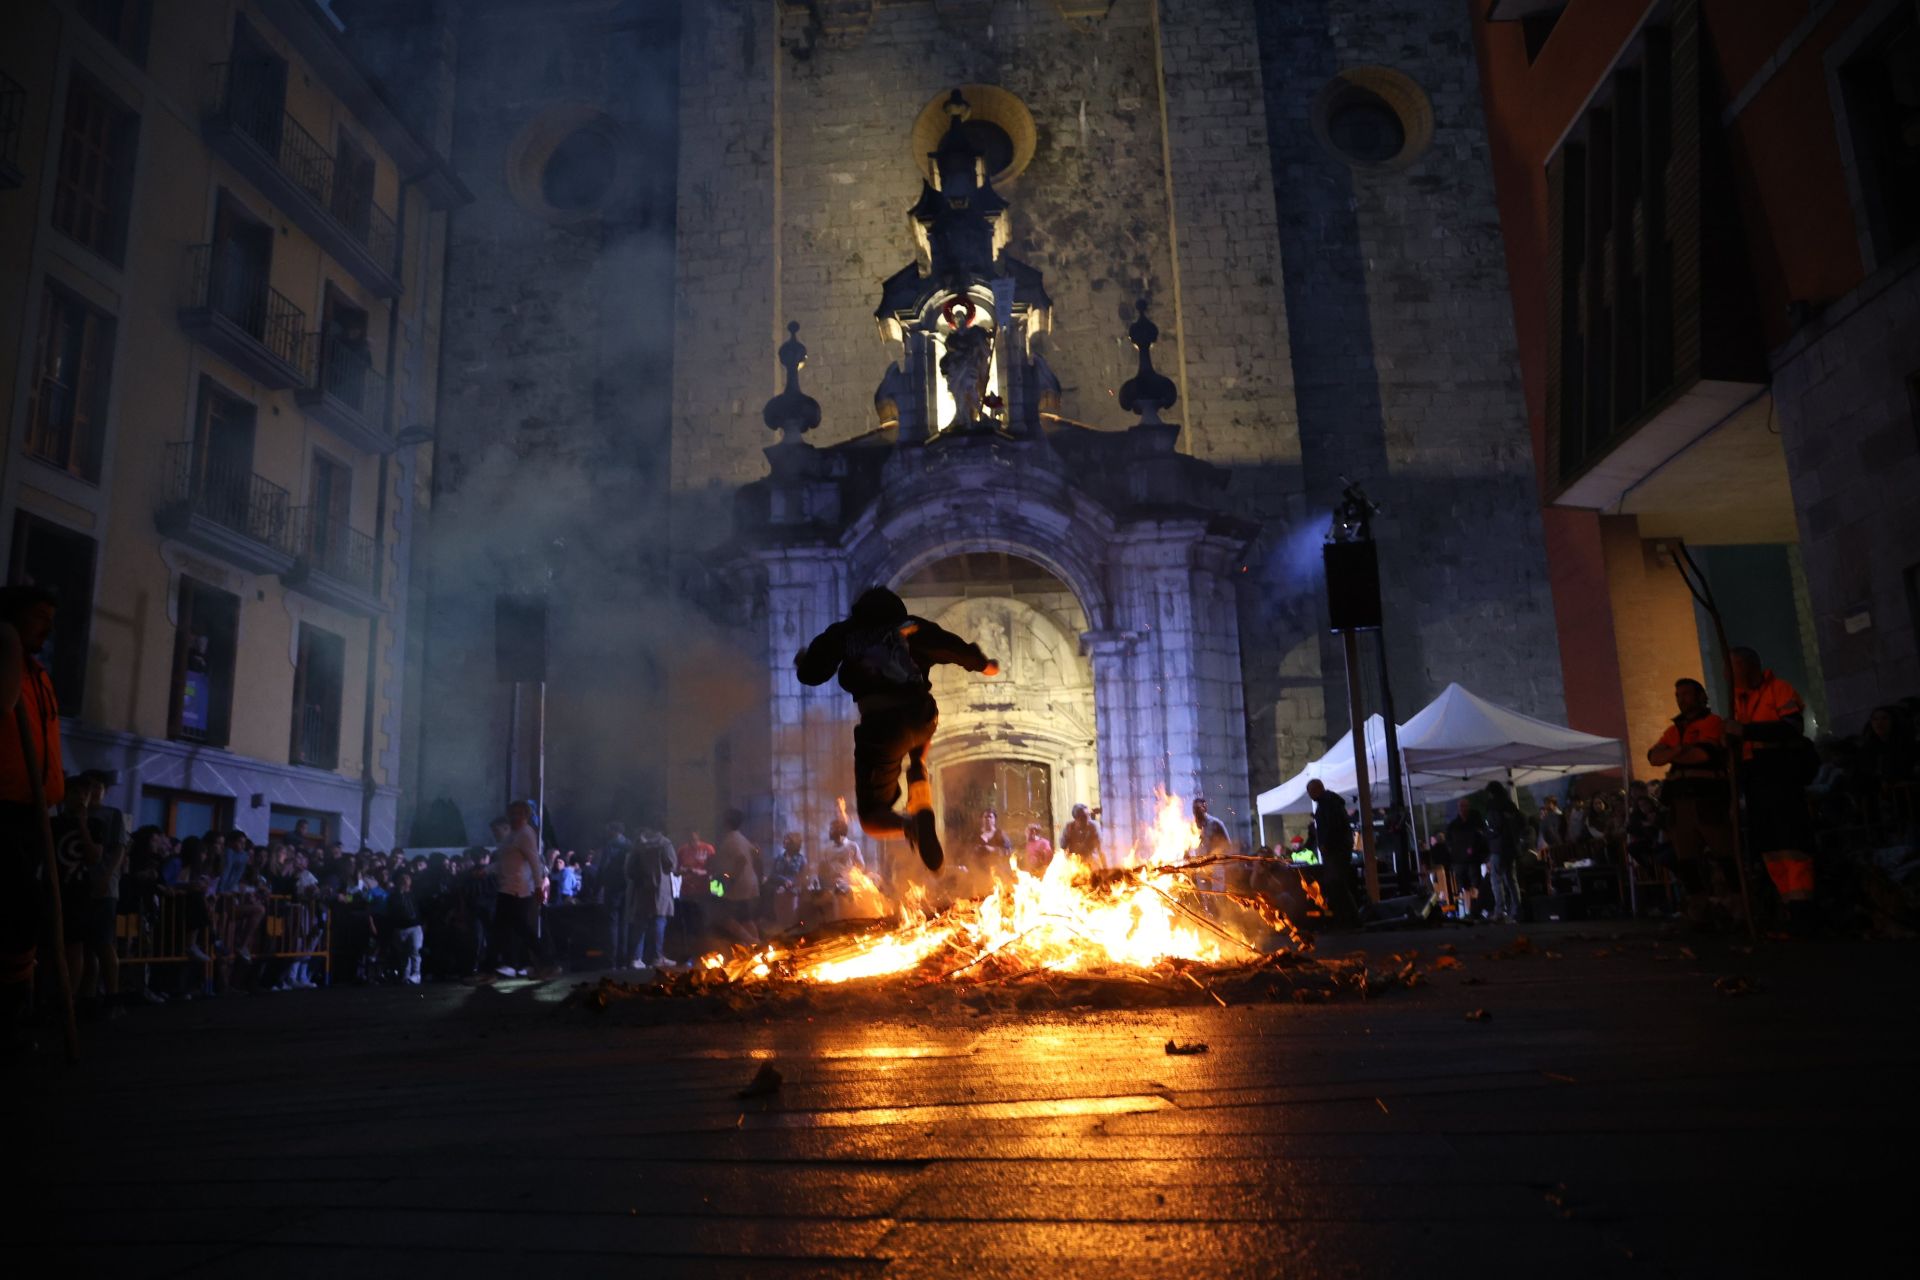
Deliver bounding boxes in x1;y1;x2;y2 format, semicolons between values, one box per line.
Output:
1728;647;1817;913
1647;678;1734;909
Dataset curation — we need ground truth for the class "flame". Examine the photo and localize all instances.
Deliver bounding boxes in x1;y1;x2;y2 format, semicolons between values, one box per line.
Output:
695;790;1250;987
836;795;850;825
1303;875;1328;915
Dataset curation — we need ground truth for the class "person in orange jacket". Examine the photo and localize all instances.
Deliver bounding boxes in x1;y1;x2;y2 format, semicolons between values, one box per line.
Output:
1647;677;1735;909
1727;647;1817;919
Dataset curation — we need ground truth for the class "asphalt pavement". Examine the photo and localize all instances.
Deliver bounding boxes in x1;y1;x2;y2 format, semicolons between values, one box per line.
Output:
8;921;1916;1278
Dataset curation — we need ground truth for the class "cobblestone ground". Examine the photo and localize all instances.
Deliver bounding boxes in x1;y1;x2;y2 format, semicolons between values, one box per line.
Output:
9;922;1916;1278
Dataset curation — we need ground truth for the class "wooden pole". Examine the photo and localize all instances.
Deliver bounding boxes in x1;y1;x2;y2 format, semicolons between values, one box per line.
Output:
1343;629;1381;903
15;701;78;1064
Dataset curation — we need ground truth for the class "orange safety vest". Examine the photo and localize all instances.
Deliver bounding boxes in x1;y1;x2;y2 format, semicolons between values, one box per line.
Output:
1732;672;1803;761
0;659;65;807
1655;710;1728;784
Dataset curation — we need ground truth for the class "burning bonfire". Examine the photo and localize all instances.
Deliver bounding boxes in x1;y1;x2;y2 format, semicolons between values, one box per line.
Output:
675;791;1304;993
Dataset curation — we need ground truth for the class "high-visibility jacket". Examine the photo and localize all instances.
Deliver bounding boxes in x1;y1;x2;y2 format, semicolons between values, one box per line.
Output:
1733;672;1803;761
1654;709;1728;791
0;658;64;806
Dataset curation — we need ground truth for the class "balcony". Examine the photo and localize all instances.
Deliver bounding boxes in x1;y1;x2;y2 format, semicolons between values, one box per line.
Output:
178;243;309;389
283;505;385;615
0;70;22;189
155;442;296;575
202;62;400;298
295;333;389;451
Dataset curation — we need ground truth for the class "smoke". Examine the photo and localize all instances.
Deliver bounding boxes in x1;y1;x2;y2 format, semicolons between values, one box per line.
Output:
405;2;749;846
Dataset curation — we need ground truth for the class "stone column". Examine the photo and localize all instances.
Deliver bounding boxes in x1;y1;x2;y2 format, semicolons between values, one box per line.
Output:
1083;629;1146;860
756;548;858;850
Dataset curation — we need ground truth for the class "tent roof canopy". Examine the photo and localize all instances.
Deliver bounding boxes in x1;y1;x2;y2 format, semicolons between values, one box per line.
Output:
1255;683;1623;818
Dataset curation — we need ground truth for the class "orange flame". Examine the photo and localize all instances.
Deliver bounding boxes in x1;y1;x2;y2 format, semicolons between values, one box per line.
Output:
836;795;850;825
698;790;1247;986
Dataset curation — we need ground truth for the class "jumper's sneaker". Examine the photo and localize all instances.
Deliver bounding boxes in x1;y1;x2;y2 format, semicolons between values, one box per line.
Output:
495;965;523;978
910;807;943;872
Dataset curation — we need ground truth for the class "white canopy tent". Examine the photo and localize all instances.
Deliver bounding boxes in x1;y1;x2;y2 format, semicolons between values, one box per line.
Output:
1255;684;1625;823
1254;714;1393;819
1398;683;1625;791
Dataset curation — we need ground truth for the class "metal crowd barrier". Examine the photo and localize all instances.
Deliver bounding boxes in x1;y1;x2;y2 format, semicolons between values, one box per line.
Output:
116;892;331;982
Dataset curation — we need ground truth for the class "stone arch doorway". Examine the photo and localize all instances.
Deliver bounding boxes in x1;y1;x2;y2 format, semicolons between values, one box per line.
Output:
895;552;1099;865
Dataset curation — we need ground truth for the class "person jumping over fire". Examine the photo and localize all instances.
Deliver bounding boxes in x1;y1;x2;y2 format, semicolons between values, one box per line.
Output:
795;586;998;872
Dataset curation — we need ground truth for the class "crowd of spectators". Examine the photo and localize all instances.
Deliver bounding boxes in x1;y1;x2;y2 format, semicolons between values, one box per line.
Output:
41;694;1920;1020
1268;684;1920;936
57;801;941;1010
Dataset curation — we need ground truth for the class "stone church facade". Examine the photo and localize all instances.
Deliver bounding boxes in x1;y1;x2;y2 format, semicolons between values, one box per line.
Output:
407;0;1562;853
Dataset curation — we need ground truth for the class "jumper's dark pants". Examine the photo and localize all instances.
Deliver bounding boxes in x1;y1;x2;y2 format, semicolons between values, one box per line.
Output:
853;692;939;836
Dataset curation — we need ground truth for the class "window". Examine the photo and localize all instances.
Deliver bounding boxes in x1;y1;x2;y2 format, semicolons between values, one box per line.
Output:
8;513;97;716
188;376;267;538
78;0;153;66
269;805;334;847
331;131;375;238
208;191;276;340
139;787;231;840
24;282;115;483
309;450;353;572
316;289;373;413
290;624;346;770
52;69;138;264
1840;6;1920;262
226;18;288;158
1548;25;1679;482
168;578;240;748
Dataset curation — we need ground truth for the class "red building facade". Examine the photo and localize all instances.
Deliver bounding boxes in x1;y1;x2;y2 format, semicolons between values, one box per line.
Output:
1473;0;1920;762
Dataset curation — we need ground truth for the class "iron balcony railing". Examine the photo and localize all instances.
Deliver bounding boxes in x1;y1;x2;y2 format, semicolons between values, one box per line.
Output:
291;701;340;771
162;441;293;552
289;505;378;596
0;69;24;180
207;62;398;275
307;332;385;422
185;242;308;372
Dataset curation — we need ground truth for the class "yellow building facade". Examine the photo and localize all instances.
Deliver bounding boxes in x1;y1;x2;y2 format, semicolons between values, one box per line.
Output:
0;0;462;847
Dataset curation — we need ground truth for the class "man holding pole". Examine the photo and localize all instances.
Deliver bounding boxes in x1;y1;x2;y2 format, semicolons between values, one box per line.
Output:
0;585;70;1057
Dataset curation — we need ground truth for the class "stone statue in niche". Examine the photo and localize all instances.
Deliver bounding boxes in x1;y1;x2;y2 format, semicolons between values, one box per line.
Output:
939;322;994;430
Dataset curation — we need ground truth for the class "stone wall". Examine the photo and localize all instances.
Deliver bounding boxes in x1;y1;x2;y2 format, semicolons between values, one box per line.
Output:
1771;253;1920;731
417;0;680;840
1251;0;1563;742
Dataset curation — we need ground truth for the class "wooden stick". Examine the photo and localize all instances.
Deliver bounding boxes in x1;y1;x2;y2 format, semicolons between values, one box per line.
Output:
15;701;78;1064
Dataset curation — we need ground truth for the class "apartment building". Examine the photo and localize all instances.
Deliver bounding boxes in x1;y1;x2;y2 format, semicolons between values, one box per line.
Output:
1475;0;1920;761
0;0;464;846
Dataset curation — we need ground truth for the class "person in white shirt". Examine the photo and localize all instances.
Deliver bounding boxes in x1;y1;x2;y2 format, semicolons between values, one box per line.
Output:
485;800;547;977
